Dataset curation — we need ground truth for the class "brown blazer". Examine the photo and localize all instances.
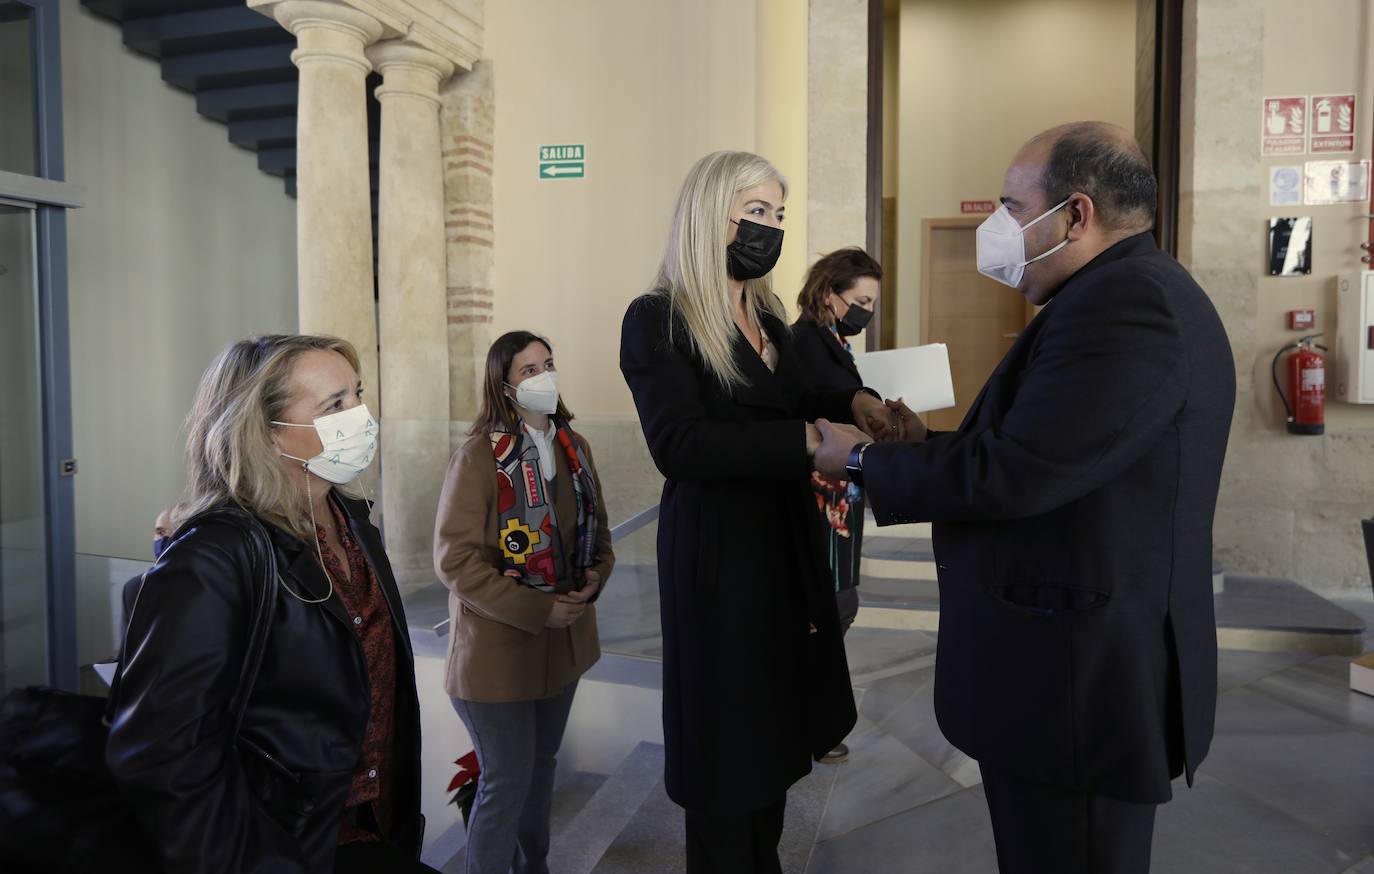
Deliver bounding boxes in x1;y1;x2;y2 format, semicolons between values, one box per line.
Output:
434;427;614;703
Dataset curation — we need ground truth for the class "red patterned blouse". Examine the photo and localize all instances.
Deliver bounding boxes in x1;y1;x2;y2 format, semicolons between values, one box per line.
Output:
318;499;398;845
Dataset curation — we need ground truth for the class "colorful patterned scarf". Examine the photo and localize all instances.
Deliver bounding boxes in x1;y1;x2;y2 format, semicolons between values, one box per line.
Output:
490;419;600;593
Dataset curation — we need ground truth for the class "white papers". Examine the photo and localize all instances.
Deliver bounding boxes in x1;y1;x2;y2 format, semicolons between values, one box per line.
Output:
853;344;956;413
92;661;118;688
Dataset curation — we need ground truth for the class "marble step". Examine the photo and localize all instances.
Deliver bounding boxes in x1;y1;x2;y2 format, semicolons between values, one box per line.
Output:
549;741;664;874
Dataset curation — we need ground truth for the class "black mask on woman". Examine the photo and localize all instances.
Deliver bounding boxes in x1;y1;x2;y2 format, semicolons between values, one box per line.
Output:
832;298;873;336
726;219;784;281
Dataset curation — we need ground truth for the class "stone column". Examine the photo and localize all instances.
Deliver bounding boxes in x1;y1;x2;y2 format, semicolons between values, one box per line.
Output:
808;0;868;257
367;39;455;588
439;61;496;428
250;0;383;402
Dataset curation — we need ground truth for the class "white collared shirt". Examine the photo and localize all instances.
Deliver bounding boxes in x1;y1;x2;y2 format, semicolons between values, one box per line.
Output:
523;420;558;482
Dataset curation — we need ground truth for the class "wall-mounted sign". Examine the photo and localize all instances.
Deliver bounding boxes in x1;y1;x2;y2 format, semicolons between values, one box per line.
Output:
960;200;995;214
1270;165;1302;206
539;144;586;180
1262;96;1307;155
1304;160;1370;205
1311;94;1357;154
1268;217;1313;276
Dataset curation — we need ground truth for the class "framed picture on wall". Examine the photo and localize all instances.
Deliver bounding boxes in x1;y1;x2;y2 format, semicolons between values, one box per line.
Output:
1267;217;1313;277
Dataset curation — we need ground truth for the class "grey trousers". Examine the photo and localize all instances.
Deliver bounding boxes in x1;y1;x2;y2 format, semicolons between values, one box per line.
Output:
450;681;579;874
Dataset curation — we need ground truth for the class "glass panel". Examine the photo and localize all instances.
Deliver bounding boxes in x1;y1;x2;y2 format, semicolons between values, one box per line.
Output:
0;202;46;692
597;519;663;659
0;3;35;176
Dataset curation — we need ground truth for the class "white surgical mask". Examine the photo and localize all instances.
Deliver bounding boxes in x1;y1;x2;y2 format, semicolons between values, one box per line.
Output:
272;403;379;485
975;197;1072;288
506;371;560;415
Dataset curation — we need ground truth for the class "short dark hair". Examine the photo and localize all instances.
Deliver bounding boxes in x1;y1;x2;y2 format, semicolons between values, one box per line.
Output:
470;331;574;436
1040;124;1157;231
797;247;883;325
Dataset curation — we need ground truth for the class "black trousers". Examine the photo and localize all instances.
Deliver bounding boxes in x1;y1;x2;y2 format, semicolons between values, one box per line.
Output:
333;840;440;873
980;767;1157;874
685;797;786;874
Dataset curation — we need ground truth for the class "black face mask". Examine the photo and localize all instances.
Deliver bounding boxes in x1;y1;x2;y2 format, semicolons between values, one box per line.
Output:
153;535;171;559
832;297;873;337
726;219;784;281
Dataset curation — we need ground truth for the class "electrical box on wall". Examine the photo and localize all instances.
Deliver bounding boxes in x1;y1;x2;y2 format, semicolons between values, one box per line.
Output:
1334;273;1374;403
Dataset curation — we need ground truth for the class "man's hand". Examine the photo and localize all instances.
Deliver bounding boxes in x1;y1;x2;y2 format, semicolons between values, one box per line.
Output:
813;419;869;479
887;398;928;444
852;392;899;443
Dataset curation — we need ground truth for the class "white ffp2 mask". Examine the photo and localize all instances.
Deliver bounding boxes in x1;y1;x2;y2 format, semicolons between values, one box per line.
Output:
975;198;1072;288
273;403;379;485
507;371;560;415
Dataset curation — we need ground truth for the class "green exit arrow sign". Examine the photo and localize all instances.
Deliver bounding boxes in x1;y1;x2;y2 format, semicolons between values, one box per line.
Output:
539;144;585;180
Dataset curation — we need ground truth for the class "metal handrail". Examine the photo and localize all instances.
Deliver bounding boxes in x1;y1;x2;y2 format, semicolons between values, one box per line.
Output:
431;504;660;638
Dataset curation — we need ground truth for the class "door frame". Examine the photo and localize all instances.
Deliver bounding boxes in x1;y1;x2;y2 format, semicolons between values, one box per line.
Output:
3;0;79;690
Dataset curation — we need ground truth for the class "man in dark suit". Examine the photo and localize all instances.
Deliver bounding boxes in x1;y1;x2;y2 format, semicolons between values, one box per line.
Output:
814;122;1236;873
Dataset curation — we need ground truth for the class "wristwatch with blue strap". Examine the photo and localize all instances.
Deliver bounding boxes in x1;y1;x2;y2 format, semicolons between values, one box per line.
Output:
845;441;872;487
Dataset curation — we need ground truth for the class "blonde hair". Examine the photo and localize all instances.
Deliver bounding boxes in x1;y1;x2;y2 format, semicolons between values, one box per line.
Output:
178;334;362;542
651;150;789;388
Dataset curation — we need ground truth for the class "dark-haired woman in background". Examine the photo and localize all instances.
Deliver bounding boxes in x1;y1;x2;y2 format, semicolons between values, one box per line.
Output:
791;247;882;765
433;330;613;874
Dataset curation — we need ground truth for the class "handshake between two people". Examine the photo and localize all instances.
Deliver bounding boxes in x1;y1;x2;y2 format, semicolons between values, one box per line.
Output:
806;392;927;481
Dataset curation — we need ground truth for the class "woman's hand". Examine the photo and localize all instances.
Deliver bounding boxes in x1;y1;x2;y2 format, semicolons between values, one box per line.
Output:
805;423;822;457
886;398;928;444
852;391;898;442
563;570;602;603
545;598;586;629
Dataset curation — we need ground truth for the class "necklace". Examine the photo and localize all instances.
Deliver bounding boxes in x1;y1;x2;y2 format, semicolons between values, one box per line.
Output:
278;470;336;605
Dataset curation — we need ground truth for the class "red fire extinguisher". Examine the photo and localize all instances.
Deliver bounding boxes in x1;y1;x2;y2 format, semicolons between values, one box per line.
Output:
1271;333;1326;435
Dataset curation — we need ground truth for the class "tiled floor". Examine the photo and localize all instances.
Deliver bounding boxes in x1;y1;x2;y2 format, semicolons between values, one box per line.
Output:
515;598;1374;873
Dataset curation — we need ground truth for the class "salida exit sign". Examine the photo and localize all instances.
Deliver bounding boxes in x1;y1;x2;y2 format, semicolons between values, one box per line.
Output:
539;144;585;179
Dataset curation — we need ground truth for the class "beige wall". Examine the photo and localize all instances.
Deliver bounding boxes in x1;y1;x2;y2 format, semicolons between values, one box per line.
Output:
759;0;809;318
482;0;758;426
895;0;1138;346
1183;0;1374;595
481;1;810;521
62;0;297;560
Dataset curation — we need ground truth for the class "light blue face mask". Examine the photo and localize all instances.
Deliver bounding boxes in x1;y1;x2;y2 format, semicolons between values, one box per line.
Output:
975;197;1072;288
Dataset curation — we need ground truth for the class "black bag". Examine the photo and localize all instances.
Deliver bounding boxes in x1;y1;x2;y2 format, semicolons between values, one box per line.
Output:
0;508;279;873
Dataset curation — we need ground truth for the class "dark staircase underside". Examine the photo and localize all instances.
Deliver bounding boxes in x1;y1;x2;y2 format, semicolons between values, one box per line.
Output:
82;0;383;258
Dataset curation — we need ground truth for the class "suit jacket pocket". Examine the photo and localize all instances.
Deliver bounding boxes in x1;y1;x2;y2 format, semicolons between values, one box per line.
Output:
989;582;1110;616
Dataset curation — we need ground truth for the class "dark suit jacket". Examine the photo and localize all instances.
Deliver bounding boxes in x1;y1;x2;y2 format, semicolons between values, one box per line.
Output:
863;233;1235;803
620;293;859;814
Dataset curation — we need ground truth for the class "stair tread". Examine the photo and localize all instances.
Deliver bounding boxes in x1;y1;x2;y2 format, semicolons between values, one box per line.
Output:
550;741;664;874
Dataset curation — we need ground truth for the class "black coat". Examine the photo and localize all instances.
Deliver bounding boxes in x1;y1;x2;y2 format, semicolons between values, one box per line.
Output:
620;293;859;815
791;318;867;592
863;233;1235;804
107;496;424;873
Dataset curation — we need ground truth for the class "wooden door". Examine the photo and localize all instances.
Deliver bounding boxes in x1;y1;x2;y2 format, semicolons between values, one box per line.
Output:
921;217;1036;432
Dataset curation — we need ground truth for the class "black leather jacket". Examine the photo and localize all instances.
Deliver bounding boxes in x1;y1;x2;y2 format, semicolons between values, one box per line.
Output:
106;497;423;873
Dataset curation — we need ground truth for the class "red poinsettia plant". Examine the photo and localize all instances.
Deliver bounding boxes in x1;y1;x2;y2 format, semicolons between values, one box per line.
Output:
447;750;480;826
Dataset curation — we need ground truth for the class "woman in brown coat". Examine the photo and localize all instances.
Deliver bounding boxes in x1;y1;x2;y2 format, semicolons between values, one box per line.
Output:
434;330;613;874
